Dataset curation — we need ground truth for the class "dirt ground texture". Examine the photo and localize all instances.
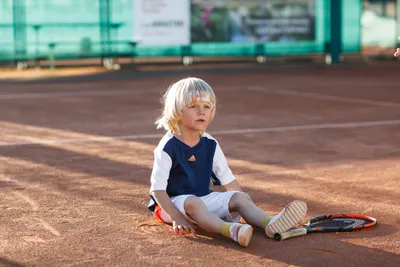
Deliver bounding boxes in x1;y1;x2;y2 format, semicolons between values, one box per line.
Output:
0;63;399;267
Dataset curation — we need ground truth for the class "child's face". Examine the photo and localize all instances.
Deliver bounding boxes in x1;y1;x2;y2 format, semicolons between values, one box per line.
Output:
181;100;213;133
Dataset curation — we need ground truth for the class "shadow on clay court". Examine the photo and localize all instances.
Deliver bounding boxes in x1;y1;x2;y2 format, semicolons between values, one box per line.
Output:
3;141;396;204
185;223;400;267
0;144;152;186
0;141;398;229
242;173;400;212
0;258;25;267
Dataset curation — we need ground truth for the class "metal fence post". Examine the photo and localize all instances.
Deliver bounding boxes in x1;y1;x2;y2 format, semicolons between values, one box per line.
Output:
33;24;42;68
99;0;112;68
12;0;27;69
330;0;342;64
48;43;56;71
255;43;266;64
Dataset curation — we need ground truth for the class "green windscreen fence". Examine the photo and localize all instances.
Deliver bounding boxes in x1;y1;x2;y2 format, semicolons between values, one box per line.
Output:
0;0;14;61
0;0;362;62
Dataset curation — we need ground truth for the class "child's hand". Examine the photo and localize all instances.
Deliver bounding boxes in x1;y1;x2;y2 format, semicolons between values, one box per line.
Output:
395;48;400;57
172;217;197;236
395;37;400;57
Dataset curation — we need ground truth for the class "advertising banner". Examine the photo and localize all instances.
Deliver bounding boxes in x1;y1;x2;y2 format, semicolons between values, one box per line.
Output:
191;0;315;43
398;0;400;45
133;0;190;45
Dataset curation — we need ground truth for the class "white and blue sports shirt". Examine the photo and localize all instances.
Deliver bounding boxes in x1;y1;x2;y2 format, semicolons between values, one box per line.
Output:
148;131;235;212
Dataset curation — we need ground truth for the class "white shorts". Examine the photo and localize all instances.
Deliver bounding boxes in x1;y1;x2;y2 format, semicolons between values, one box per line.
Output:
155;191;241;224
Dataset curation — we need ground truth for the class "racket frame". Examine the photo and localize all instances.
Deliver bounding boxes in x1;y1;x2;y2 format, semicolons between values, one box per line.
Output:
274;213;378;241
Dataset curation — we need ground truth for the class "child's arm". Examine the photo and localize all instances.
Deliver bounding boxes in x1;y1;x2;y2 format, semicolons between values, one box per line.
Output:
223;179;243;192
150;147;196;236
152;190;197;236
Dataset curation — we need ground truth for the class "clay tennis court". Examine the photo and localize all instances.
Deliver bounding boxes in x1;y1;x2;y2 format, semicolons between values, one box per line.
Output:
0;63;399;266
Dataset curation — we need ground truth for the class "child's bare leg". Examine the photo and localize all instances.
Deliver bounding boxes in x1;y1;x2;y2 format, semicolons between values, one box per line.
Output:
184;196;253;247
228;192;269;227
229;192;307;238
184;196;224;233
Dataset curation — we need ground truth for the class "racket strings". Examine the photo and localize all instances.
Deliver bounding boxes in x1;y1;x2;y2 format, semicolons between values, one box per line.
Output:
312;218;371;228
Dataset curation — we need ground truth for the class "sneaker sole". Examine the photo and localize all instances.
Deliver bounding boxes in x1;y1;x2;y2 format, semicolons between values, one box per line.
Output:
238;224;253;247
265;200;307;238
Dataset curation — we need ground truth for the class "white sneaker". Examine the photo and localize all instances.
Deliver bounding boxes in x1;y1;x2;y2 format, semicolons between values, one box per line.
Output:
265;200;307;238
230;223;253;247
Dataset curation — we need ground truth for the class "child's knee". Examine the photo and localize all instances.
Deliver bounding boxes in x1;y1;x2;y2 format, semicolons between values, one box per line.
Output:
235;192;252;201
184;196;206;216
231;192;253;209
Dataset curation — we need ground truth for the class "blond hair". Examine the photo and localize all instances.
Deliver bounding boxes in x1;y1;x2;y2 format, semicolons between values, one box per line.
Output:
155;77;216;133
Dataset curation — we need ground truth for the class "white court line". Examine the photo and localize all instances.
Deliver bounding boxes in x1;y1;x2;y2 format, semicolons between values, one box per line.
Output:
12;191;39;210
248;87;400;108
0;133;164;147
35;218;60;236
1;120;400;147
0;89;145;100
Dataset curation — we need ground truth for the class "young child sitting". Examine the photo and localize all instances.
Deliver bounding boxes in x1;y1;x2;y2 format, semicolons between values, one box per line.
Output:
148;77;307;247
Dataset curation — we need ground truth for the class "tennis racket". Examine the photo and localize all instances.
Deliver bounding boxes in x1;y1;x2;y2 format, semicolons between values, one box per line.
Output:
274;213;378;241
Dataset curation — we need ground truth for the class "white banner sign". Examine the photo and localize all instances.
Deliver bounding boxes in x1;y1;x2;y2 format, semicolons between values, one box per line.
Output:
398;0;400;43
133;0;190;45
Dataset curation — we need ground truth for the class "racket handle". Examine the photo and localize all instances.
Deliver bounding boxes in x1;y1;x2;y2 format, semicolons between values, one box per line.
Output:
274;228;307;241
